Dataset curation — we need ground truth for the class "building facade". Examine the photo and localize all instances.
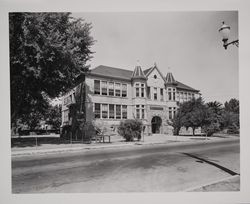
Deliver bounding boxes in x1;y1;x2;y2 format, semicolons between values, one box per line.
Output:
61;63;201;135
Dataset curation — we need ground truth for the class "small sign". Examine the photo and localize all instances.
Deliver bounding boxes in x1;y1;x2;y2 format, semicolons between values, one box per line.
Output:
150;106;164;110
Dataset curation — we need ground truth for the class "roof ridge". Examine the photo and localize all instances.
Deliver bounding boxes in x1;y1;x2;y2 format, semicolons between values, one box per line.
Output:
91;65;133;72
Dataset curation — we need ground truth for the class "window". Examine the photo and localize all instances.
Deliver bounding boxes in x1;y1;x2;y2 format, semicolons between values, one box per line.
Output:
101;81;107;95
135;87;139;97
181;92;184;100
176;92;180;101
168;88;172;100
94;80;100;95
122;84;127;97
184;92;187;101
147;87;151;99
160;88;163;101
192;93;194;99
116;105;121;119
109;104;115;119
141;105;145;119
94;103;101;118
115;83;121;97
108;82;114;96
136;105;140;119
141;84;144;97
173;92;176;101
188;93;191;100
102;104;108;118
122;105;127;119
173;107;176;118
169;107;172;120
154;88;157;100
64;110;69;122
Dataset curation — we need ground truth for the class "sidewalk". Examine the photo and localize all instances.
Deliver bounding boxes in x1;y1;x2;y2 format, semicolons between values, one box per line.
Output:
11;134;239;157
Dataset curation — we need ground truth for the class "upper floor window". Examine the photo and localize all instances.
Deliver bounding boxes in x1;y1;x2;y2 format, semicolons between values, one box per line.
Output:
141;84;145;98
101;81;107;96
192;93;195;99
176;92;180;101
122;84;127;97
184;92;187;100
154;88;157;100
147;87;151;99
160;88;164;101
115;83;121;97
168;88;172;100
108;82;114;96
136;87;140;97
94;80;100;95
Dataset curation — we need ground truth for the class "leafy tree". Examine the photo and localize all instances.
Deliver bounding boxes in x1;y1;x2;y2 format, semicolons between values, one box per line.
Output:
221;99;240;134
224;98;239;114
181;97;207;135
45;105;62;129
9;12;95;127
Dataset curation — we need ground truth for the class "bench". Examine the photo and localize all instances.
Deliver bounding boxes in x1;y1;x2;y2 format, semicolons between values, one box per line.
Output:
95;134;111;143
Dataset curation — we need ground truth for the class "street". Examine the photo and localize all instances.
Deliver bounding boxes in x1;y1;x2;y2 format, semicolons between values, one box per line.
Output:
12;138;240;193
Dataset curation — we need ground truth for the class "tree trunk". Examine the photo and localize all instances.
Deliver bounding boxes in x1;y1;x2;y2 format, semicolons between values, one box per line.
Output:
192;127;195;136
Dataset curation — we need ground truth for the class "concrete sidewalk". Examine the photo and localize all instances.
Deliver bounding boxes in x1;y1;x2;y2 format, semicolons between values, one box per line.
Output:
11;134;239;157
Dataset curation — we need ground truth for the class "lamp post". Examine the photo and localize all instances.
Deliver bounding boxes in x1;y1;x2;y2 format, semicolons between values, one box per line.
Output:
219;21;239;49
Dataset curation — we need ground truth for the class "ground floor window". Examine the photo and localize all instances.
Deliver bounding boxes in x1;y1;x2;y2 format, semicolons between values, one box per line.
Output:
116;105;121;119
102;104;108;118
94;103;101;118
94;103;128;119
109;104;115;119
135;105;146;119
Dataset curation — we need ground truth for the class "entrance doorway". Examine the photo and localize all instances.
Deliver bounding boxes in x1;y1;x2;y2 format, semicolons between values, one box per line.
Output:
151;116;162;134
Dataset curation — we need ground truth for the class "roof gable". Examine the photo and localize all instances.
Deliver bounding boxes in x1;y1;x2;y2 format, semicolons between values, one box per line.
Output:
145;65;166;82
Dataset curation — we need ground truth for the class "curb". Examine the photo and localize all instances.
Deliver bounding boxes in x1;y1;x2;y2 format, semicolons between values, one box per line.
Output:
11;137;239;157
184;175;240;192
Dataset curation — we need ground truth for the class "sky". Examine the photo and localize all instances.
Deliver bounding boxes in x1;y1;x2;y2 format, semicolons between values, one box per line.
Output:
72;11;238;104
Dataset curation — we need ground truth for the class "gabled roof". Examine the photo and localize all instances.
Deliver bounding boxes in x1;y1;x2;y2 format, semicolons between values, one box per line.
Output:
90;65;133;80
176;80;199;92
143;67;153;76
89;65;199;92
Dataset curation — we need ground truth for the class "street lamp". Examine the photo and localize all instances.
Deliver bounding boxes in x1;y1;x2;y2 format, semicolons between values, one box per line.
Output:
219;21;239;49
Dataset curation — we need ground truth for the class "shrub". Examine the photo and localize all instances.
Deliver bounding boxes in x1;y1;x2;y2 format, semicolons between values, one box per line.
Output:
118;119;143;142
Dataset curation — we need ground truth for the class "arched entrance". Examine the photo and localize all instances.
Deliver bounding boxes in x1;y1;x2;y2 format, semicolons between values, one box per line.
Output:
151;116;162;134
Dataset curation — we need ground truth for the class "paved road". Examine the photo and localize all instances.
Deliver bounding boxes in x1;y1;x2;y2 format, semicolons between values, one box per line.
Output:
12;139;240;193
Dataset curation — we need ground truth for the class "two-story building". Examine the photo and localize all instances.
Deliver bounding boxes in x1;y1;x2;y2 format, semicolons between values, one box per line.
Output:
61;63;201;135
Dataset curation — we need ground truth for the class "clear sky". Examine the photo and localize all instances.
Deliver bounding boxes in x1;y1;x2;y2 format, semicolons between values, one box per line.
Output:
72;11;238;104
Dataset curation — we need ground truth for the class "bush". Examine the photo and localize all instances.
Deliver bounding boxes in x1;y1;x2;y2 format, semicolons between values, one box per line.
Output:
227;123;239;134
202;122;220;136
118;119;143;142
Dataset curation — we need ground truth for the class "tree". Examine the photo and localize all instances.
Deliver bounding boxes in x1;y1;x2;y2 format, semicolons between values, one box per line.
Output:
45;105;62;129
224;98;239;114
221;98;239;134
9;12;95;127
181;98;207;136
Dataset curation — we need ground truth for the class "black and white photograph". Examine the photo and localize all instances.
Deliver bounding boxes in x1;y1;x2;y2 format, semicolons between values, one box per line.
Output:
1;0;250;203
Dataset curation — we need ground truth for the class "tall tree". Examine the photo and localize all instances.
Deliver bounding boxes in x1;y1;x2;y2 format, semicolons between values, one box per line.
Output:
9;12;95;126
